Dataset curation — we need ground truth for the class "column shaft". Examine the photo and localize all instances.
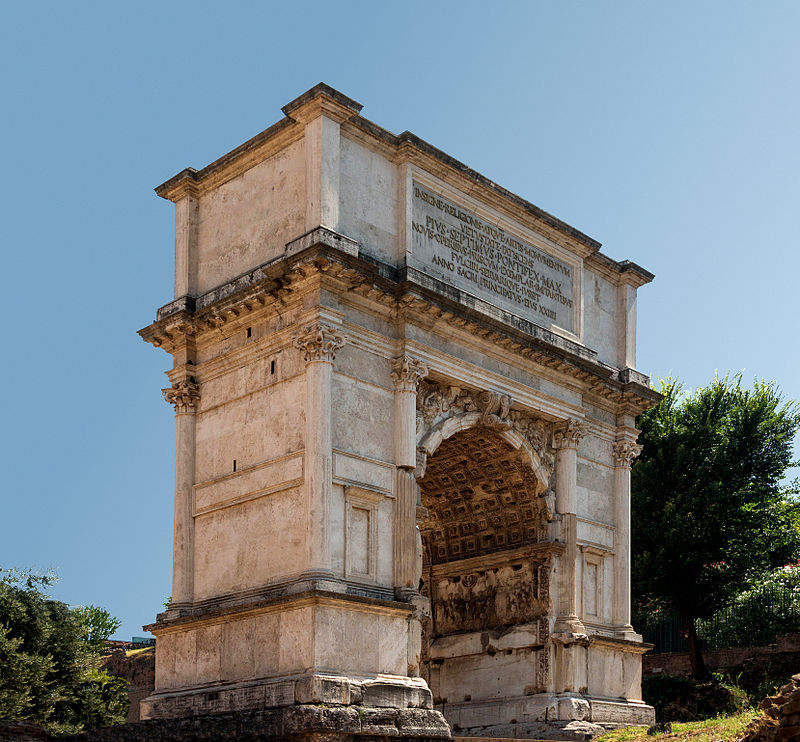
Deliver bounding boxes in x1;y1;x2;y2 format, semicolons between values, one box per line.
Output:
390;357;427;598
555;445;581;630
163;380;200;606
172;411;196;604
305;359;333;573
553;419;586;635
613;464;632;628
611;434;641;637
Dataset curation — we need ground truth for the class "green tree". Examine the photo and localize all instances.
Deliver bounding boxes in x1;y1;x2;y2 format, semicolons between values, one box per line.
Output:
0;568;129;733
632;376;800;678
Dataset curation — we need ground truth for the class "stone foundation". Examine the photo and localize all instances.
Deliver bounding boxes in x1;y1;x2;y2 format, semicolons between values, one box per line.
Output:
0;708;450;742
439;694;653;739
141;673;435;719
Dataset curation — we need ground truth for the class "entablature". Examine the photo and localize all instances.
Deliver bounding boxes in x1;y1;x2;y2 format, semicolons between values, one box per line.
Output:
139;232;660;416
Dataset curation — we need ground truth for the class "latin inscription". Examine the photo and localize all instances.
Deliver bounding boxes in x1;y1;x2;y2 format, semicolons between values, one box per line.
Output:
411;182;574;333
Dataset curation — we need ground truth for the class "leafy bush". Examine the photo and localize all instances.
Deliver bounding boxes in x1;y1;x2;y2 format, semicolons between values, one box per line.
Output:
697;564;800;648
643;673;750;722
638;564;800;652
0;568;129;734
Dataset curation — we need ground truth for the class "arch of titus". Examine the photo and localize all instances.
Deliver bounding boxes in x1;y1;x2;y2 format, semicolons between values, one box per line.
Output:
139;84;659;739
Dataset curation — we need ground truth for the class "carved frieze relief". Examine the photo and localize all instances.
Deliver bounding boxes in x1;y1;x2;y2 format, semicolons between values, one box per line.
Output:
429;557;551;636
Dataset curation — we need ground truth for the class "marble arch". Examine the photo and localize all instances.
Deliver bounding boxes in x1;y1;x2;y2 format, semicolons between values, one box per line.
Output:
138;84;659;740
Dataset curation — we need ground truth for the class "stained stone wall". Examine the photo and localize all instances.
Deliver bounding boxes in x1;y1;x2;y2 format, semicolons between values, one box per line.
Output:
138;83;659;738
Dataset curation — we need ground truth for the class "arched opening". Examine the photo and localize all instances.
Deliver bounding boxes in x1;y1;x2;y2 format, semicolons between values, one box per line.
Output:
416;423;556;717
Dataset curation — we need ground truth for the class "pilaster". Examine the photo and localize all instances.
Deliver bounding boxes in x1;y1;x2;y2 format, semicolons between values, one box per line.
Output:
293;321;347;578
173;192;199;298
612;432;642;639
281;85;361;235
552;418;586;635
162;378;200;606
616;282;637;370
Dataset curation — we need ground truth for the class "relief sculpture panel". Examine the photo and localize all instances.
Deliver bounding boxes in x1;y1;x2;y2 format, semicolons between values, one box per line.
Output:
430;558;550;637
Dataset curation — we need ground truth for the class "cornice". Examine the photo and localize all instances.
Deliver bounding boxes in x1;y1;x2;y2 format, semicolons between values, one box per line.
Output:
281;82;363;125
153;118;302;202
138;233;660;416
146;588;410;634
585;252;654;287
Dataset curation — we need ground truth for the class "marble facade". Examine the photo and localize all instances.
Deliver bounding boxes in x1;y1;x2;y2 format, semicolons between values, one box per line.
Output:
138;84;659;739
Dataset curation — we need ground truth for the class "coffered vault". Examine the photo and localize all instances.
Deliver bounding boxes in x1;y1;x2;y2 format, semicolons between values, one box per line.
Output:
138;83;659;740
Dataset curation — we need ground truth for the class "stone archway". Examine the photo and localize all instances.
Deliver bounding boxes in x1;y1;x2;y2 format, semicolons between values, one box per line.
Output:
413;380;561;725
419;426;548;566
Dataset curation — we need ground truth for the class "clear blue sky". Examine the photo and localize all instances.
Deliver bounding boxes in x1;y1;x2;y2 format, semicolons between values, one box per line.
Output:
2;1;798;640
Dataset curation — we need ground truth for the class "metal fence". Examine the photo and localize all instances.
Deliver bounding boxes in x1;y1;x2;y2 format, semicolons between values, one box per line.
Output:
636;586;800;654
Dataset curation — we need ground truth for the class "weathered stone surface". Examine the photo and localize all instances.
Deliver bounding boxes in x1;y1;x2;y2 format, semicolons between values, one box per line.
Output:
0;708;450;742
138;82;657;739
742;674;800;742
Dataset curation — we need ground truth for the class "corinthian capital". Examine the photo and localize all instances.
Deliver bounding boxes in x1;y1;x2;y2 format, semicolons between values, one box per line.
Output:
552;418;586;450
390;354;428;391
292;322;347;363
162;379;200;414
612;438;643;467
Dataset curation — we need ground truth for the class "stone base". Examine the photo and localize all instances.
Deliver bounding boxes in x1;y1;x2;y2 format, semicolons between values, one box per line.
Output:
141;673;435;720
439;694;653;739
58;706;450;741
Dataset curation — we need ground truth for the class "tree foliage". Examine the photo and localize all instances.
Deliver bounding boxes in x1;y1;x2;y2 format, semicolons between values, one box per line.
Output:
0;568;128;733
632;375;800;677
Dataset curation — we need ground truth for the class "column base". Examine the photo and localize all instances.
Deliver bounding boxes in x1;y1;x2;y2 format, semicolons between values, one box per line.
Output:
614;624;643;642
552;614;587;635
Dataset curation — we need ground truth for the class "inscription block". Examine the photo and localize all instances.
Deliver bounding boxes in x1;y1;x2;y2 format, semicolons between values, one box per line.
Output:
411;182;575;333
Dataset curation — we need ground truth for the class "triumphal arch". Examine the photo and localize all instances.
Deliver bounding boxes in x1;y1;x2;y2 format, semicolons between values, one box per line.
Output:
138;84;659;739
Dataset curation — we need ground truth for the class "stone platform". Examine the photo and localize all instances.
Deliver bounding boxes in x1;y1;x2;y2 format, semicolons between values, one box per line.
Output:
0;708;449;742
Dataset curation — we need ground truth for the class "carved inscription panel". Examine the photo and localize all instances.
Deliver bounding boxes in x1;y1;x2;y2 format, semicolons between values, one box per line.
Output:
411;181;575;333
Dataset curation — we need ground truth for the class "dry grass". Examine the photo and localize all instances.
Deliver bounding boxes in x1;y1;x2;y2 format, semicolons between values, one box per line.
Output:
596;710;760;742
124;646;155;657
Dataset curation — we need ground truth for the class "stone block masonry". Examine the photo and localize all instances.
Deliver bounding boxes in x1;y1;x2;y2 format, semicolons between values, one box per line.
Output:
137;82;660;738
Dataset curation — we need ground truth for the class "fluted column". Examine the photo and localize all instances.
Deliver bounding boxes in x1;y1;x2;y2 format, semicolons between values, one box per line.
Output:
162;379;200;606
612;435;642;636
552;418;586;634
389;354;428;599
293;322;346;577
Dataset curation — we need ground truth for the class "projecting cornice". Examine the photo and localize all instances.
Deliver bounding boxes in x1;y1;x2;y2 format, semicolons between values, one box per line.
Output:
152;83;650;279
138;228;660;415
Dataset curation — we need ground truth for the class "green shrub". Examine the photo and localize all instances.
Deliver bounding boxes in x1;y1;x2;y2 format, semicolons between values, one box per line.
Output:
0;568;129;734
643;674;750;722
697;564;800;648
